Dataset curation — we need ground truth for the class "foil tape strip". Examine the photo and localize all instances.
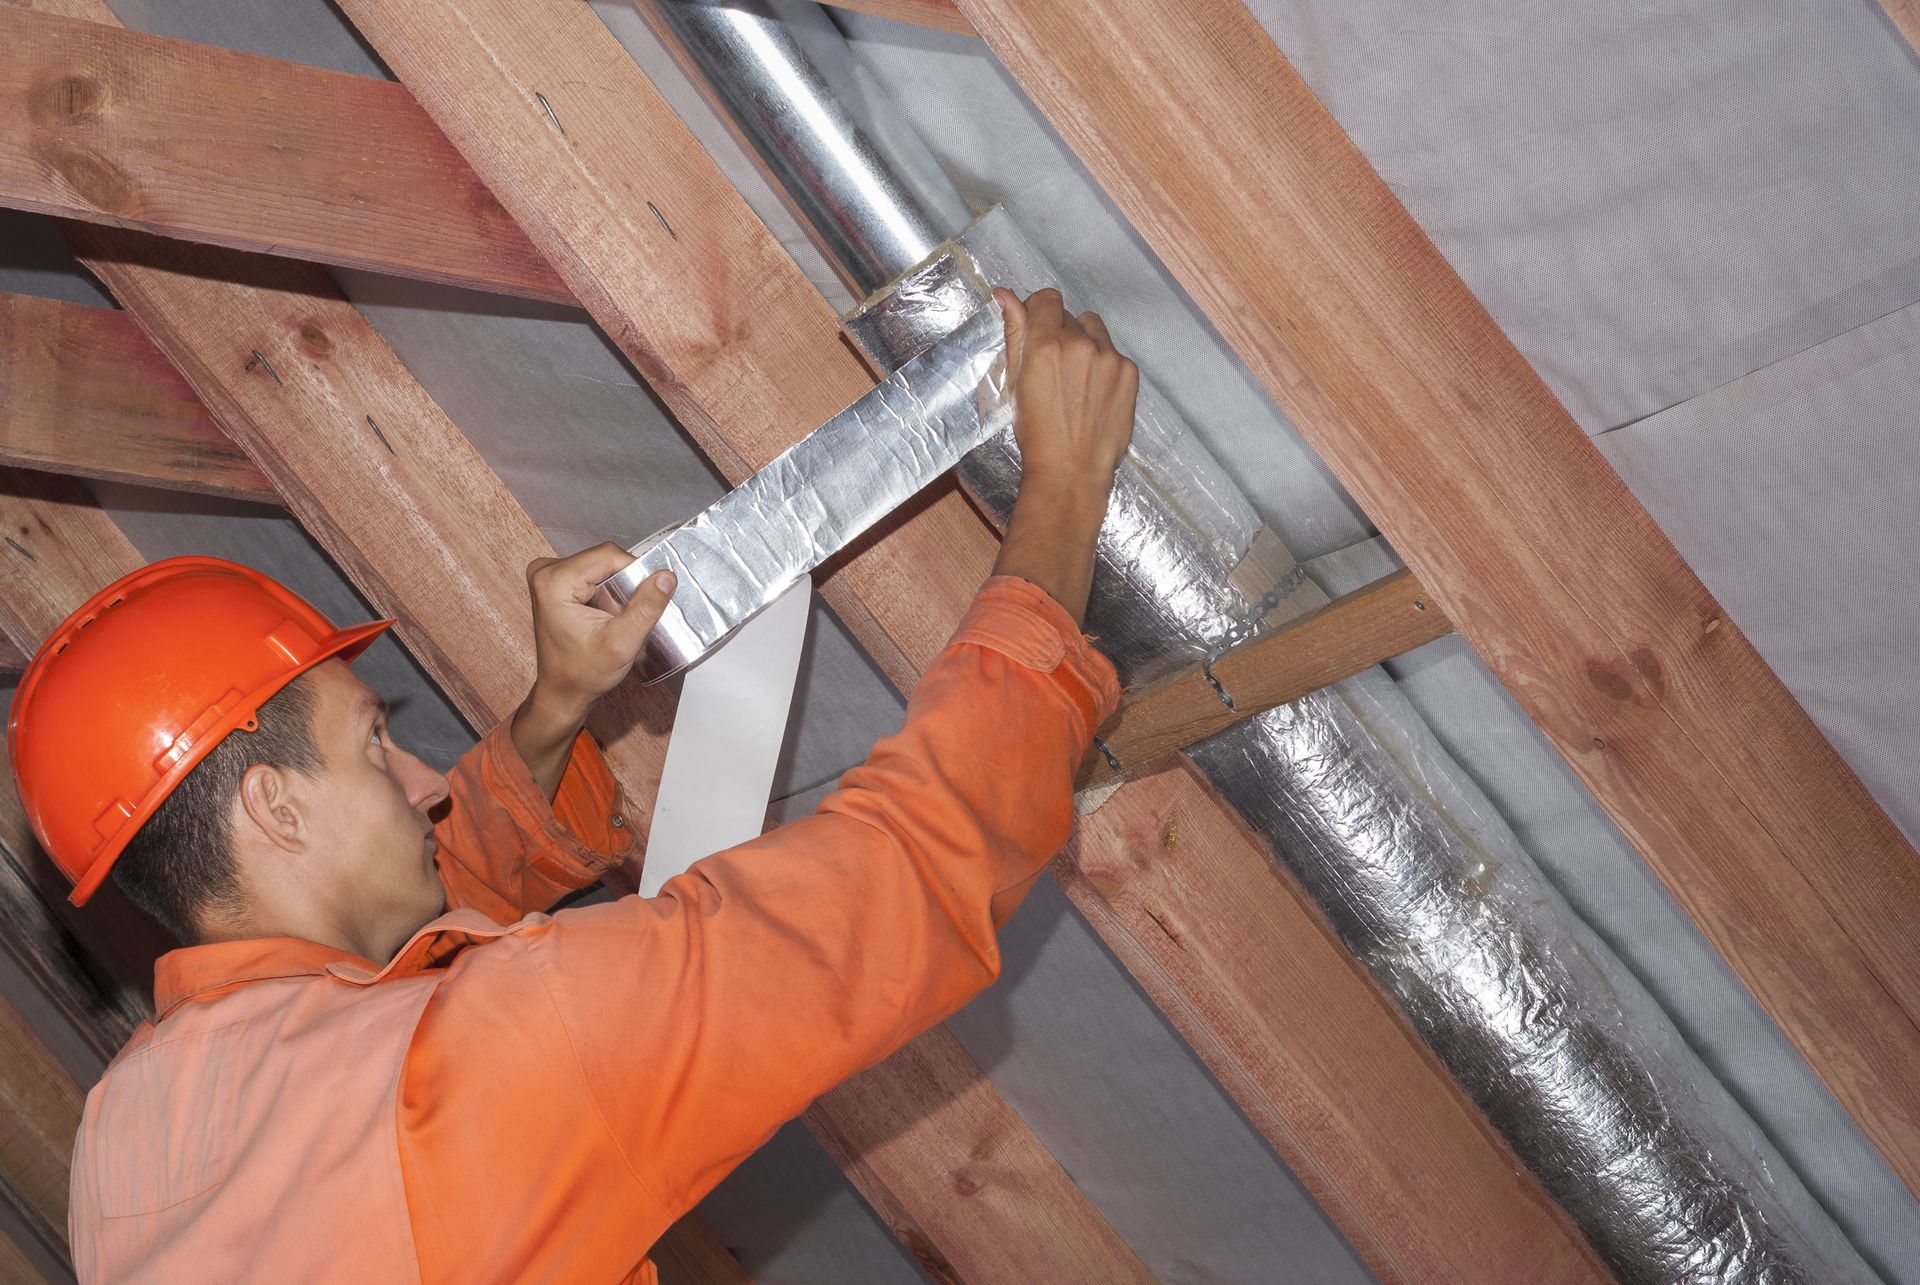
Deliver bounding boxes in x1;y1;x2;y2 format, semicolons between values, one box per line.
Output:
596;301;1010;682
845;207;1871;1283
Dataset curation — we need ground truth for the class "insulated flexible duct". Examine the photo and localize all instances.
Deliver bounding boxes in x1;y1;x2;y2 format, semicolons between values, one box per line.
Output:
634;2;1874;1279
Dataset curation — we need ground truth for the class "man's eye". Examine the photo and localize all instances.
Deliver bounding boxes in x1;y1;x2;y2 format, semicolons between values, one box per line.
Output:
370;727;385;747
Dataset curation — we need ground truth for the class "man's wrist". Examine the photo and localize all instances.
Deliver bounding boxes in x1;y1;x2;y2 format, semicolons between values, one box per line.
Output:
511;683;593;799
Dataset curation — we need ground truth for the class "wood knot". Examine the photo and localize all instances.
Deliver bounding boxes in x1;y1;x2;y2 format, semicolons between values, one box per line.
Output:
1582;658;1633;702
1627;647;1665;700
950;1170;983;1198
46;144;136;215
31;74;108;125
296;322;334;357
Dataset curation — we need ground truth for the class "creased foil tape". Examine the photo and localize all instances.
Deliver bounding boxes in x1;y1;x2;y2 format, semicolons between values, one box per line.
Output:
596;301;1011;682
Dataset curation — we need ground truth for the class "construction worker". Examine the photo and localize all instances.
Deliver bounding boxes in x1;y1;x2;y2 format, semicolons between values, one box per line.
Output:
9;288;1137;1283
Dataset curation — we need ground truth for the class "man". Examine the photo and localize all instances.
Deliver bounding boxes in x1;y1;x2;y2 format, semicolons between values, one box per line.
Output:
9;288;1137;1281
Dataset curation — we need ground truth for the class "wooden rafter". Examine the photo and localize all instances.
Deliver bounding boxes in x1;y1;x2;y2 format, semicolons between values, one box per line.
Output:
817;0;971;35
0;6;568;304
0;292;274;503
326;1;1608;1277
954;0;1920;1193
1080;568;1450;789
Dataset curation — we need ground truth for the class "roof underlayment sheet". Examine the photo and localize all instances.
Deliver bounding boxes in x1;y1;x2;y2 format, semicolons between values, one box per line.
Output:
2;0;1918;1279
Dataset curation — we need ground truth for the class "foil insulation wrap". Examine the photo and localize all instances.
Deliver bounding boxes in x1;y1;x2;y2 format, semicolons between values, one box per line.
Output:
597;303;1010;681
844;207;1871;1283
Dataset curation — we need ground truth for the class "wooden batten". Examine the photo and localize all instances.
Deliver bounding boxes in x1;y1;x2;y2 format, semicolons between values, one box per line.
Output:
0;292;274;504
325;0;1609;1278
955;0;1920;1194
1081;568;1452;788
0;5;568;303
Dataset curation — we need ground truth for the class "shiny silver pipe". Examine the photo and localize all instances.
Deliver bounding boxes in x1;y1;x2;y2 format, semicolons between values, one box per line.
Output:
637;3;1874;1280
635;0;970;293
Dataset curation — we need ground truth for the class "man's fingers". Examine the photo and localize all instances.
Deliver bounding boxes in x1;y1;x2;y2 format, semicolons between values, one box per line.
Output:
1078;310;1114;351
1023;287;1065;338
601;568;677;658
532;542;636;604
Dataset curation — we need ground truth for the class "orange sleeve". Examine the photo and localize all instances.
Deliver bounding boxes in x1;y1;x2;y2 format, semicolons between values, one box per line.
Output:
430;722;639;923
536;576;1117;1213
395;577;1121;1274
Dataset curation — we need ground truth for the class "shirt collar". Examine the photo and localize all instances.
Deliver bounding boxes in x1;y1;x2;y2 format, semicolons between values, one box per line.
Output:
152;908;515;1018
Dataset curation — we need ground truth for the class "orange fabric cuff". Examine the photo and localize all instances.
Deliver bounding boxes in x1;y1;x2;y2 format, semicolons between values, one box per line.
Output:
550;731;637;862
950;575;1122;739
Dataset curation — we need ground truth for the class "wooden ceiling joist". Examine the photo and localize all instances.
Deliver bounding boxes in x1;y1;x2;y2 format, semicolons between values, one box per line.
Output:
1080;567;1450;789
325;1;1607;1278
0;291;273;503
0;6;569;304
953;0;1920;1194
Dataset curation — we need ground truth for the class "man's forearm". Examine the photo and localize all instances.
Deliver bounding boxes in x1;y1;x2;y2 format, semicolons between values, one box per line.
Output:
510;686;590;800
991;478;1111;625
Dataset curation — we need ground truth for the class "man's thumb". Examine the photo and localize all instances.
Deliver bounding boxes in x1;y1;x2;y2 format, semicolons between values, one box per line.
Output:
995;287;1027;387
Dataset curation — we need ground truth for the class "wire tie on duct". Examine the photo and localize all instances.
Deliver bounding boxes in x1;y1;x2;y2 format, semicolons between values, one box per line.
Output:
1092;736;1122;773
1201;655;1237;711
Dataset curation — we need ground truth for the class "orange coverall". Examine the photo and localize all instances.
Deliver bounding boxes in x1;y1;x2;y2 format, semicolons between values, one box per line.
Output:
67;577;1120;1283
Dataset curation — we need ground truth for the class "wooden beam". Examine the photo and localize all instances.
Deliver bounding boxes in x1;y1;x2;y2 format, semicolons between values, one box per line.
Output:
818;0;971;36
646;1217;749;1285
0;992;81;1284
1081;568;1450;788
0;7;568;304
0;470;170;1044
0;292;275;503
954;0;1920;1194
331;1;1608;1278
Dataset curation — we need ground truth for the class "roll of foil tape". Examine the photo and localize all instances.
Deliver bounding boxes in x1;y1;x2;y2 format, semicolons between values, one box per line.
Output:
595;300;1011;682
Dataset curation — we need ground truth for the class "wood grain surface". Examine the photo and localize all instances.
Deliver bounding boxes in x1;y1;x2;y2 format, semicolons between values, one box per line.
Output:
0;292;272;502
0;5;567;303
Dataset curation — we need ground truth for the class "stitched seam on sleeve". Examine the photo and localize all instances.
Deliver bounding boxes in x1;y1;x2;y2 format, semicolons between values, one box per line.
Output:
525;933;677;1218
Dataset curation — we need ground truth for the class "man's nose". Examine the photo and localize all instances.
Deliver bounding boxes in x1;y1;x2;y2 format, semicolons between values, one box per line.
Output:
397;748;451;814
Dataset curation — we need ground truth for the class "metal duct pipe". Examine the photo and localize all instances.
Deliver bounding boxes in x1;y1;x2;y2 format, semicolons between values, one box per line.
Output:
633;3;1874;1280
639;0;967;292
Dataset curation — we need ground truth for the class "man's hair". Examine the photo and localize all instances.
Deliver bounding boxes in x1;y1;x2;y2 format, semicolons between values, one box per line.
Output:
112;676;324;943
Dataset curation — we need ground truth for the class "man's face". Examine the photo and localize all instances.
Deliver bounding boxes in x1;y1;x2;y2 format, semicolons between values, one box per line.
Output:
298;660;450;958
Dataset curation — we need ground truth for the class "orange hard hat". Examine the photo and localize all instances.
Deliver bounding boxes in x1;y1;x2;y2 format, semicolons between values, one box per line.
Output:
7;557;394;906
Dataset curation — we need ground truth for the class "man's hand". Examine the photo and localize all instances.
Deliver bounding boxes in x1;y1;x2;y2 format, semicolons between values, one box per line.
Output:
511;545;676;798
990;287;1139;625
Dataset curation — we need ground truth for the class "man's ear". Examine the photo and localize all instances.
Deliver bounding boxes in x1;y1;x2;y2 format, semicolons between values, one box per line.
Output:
236;763;312;854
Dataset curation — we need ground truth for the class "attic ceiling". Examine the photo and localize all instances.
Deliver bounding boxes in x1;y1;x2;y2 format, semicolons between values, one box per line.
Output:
2;0;1918;1281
